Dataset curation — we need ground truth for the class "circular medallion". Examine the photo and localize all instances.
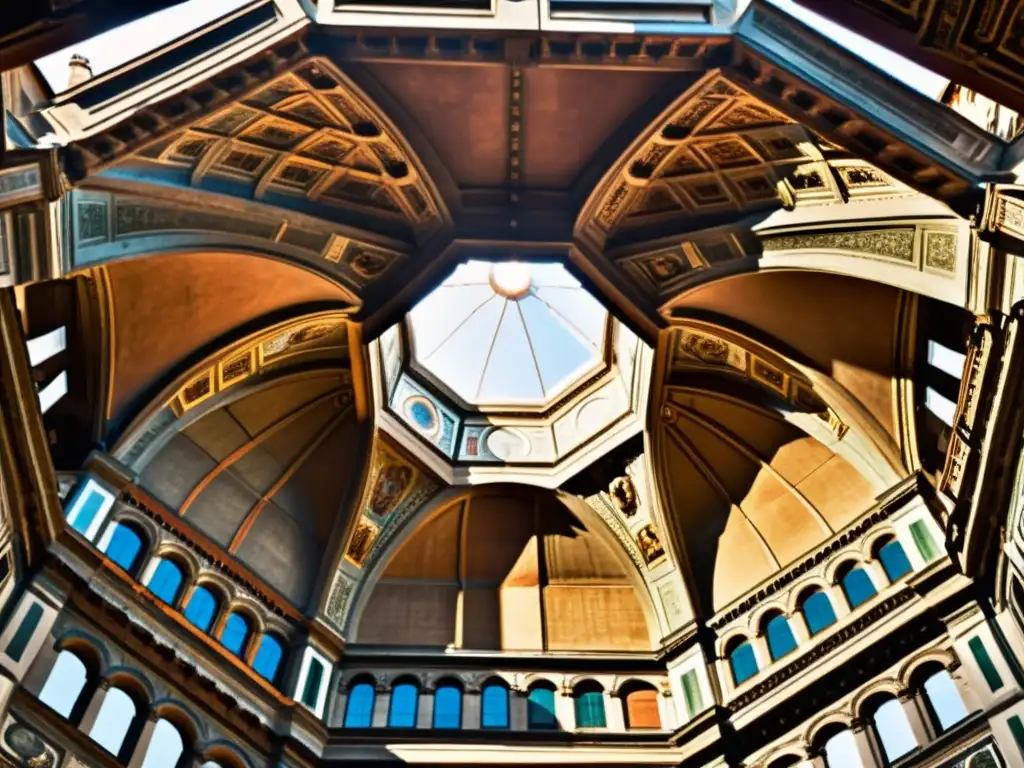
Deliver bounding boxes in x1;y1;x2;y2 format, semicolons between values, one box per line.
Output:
488;261;532;300
485;427;531;461
404;395;440;438
5;725;45;762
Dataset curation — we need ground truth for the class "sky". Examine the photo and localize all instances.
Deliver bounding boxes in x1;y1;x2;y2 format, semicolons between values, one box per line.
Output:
34;0;947;98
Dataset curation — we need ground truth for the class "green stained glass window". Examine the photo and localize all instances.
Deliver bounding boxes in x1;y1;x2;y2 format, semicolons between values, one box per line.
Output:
681;669;704;719
301;657;324;708
910;520;942;563
6;602;43;662
968;636;1004;692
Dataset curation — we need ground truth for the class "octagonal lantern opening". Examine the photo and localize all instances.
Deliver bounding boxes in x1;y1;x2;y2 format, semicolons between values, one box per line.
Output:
374;258;650;486
405;260;611;412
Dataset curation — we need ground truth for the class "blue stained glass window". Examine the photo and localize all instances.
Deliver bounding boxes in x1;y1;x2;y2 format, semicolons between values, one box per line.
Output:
344;682;375;727
802;591;837;635
70;488;105;536
766;615;798;660
220;613;250;656
183;587;218;633
574;689;606;728
729;641;758;685
103;524;144;574
527;685;557;730
481;684;509;729
388;683;418;727
879;540;913;582
433;684;462;729
842;567;877;608
252;635;284;684
147;560;183;605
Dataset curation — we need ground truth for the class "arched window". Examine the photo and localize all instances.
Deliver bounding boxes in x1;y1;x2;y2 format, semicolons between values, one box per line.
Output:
252;635;285;684
801;590;837;635
88;687;137;757
840;564;877;608
765;614;798;661
871;697;918;763
727;638;759;685
38;651;89;719
139;718;185;768
878;539;913;582
527;683;557;730
220;612;251;657
622;684;660;729
433;682;462;729
922;669;968;731
102;524;144;575
823;728;863;768
344;681;375;728
481;682;509;729
573;682;606;728
388;681;418;728
182;587;218;633
147;559;184;605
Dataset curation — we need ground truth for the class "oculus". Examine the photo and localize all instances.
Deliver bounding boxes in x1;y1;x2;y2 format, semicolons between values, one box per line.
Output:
406;260;608;409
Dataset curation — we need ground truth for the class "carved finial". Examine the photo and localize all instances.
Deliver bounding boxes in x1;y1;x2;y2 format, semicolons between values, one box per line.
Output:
67;54;93;89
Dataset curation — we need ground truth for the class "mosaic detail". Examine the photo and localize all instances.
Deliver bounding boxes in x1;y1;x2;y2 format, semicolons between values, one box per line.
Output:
637;524;666;566
341;438;442;574
924;231;958;273
170;316;350;415
761;228;916;263
670;325;832;416
324;571;355;630
136;57;443;232
620;235;747;296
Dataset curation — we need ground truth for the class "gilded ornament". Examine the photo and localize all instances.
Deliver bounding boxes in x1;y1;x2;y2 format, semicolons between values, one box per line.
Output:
924;231;957;273
346;517;380;567
637;524;665;565
608;476;638;517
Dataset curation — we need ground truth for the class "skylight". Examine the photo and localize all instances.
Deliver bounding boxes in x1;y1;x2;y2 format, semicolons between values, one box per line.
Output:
406;261;608;408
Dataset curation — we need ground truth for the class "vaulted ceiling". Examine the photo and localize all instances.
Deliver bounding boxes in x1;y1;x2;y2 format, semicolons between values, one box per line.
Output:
23;0;984;636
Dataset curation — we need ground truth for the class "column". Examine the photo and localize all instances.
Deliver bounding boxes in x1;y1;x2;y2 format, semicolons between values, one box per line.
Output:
827;586;850;621
510;689;527;731
76;680;111;736
555;687;576;731
330;690;348;728
370;684;389;728
949;661;984;714
604;691;625;732
657;689;676;730
126;714;160;768
850;719;882;768
898;690;933;746
417;687;433;729
0;675;16;728
751;635;771;671
864;561;890;593
462;686;481;730
790;613;811;645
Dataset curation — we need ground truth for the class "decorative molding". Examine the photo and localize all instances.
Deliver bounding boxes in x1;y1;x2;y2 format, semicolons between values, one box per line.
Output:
728;588;916;711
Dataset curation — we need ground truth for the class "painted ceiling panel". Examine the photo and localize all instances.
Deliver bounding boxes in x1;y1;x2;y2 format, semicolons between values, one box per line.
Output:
520;68;677;189
365;61;510;188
